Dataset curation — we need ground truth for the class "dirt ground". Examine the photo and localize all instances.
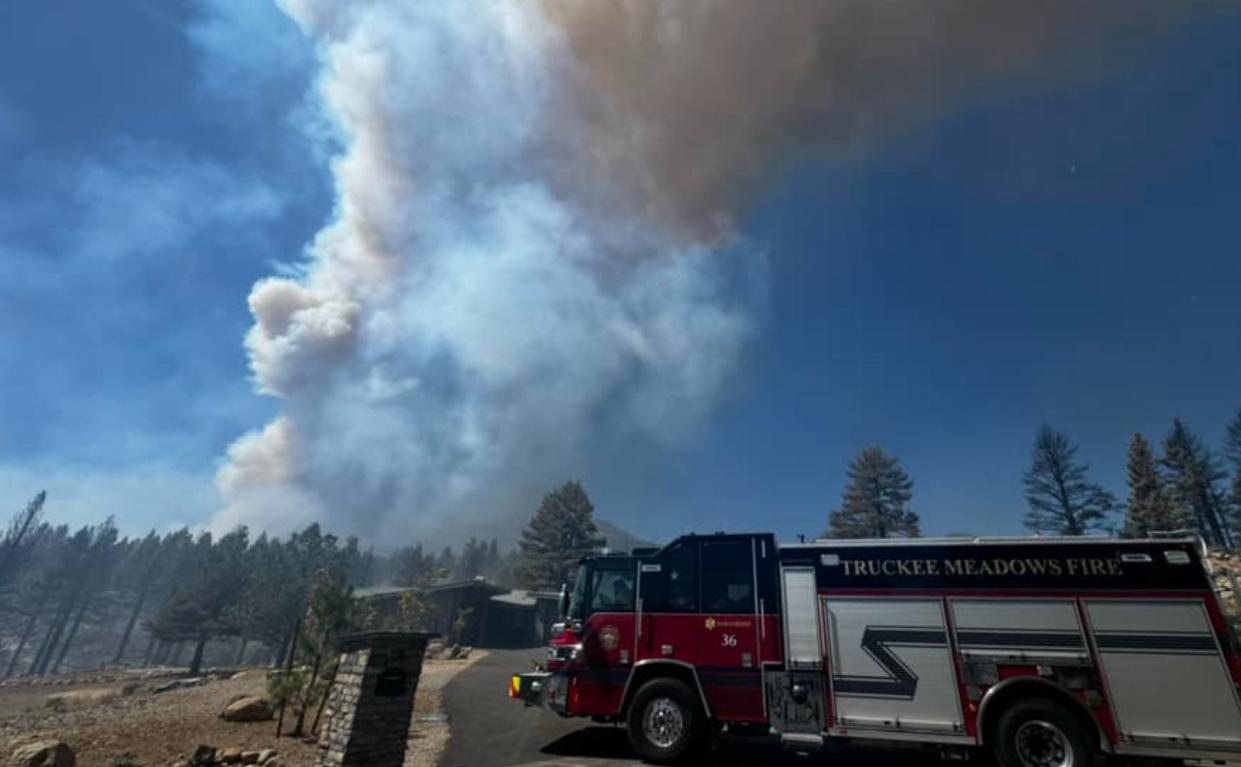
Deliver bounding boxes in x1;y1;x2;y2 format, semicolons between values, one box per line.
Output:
0;654;485;767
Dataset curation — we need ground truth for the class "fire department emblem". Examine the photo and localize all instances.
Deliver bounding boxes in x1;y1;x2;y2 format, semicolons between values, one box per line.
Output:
600;625;620;651
705;617;717;631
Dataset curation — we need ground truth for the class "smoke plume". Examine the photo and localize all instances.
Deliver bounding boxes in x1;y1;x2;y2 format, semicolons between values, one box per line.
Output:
213;0;1192;542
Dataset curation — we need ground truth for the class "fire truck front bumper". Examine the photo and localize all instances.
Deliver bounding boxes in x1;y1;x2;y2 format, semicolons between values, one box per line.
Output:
510;670;570;714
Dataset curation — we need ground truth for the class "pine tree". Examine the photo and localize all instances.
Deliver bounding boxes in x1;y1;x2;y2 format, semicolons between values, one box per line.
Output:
517;480;605;590
1225;409;1241;469
1225;409;1241;540
1023;426;1115;535
1161;419;1232;548
827;447;919;539
288;568;353;736
0;491;46;585
147;528;250;676
457;537;489;580
1124;434;1185;537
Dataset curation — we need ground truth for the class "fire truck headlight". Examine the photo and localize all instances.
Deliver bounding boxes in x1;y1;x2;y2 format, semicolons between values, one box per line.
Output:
551;643;583;662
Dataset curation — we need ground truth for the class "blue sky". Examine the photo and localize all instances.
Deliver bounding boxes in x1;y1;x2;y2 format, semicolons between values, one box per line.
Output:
1;2;1238;543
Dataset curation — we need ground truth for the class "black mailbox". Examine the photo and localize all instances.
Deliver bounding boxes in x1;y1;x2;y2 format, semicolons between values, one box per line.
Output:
375;668;409;697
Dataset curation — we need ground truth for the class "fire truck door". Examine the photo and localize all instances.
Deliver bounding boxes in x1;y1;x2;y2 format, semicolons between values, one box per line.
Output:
1084;599;1241;752
580;561;638;713
824;597;963;735
697;539;764;720
635;539;701;665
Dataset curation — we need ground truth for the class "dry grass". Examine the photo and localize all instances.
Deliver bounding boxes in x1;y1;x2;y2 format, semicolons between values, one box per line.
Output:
0;654;486;767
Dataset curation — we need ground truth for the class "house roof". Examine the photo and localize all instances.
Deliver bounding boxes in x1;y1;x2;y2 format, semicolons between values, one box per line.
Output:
490;589;560;606
425;577;507;596
354;585;412;599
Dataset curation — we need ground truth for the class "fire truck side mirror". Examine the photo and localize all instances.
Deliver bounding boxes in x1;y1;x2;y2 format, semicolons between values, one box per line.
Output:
558;583;569;619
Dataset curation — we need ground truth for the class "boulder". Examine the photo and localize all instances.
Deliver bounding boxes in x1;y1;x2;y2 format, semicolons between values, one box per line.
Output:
190;745;216;766
218;747;242;763
219;695;273;722
9;741;75;767
239;751;262;764
256;749;276;764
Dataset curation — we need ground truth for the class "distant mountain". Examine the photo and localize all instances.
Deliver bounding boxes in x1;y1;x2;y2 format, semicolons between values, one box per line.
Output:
594;518;658;553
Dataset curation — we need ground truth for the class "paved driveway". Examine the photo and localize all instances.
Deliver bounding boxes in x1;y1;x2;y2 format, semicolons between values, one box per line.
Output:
440;649;959;767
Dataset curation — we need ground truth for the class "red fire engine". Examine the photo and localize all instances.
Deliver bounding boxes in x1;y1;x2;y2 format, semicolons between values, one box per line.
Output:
511;533;1241;765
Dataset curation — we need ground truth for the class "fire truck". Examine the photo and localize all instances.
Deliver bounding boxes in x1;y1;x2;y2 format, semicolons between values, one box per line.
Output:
510;532;1241;766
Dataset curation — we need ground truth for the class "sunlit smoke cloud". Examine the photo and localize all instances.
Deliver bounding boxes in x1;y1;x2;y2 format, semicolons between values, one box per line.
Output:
213;0;1193;543
212;1;762;542
544;0;1193;240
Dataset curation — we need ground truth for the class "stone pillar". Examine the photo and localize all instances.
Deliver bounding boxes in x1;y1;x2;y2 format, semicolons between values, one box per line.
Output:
317;631;432;767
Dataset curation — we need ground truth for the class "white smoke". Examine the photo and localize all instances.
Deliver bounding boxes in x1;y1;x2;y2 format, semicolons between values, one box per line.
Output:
212;1;762;541
214;0;1193;542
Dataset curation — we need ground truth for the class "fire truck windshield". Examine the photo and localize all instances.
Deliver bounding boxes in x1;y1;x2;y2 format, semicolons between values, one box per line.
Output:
566;563;588;619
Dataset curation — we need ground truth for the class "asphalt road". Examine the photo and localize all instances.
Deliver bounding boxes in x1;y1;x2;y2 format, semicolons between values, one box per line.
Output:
440;649;959;767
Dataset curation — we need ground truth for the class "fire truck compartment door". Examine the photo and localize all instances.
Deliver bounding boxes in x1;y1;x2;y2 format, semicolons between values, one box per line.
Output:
1085;599;1241;751
824;598;963;735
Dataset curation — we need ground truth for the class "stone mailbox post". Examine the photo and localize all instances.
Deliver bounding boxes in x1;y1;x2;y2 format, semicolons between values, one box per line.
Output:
317;631;432;767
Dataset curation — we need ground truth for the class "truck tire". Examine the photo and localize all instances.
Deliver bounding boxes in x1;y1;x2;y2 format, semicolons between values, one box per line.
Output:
994;699;1094;767
626;677;701;764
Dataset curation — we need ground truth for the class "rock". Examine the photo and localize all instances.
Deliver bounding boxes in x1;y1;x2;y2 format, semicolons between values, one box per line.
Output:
218;747;242;763
424;640;445;659
449;644;472;659
9;740;75;767
256;749;276;764
219;695;273;722
190;745;216;766
239;751;262;764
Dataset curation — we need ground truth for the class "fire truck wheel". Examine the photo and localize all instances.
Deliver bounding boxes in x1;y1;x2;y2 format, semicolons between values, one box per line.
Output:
994;699;1093;767
626;678;701;764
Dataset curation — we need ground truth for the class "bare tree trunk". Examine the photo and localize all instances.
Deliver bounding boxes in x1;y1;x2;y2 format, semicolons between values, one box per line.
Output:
234;637;249;666
291;635;327;737
142;634;159;667
28;601;69;676
272;624;297;669
51;596;91;674
187;637;208;677
5;608;39;678
275;617;301;739
113;584;151;664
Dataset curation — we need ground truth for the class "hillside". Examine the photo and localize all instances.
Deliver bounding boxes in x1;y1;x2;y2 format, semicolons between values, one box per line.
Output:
594;519;658;553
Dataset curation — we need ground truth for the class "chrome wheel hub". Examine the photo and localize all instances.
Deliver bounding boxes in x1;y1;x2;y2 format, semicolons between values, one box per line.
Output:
1015;720;1073;767
643;697;685;749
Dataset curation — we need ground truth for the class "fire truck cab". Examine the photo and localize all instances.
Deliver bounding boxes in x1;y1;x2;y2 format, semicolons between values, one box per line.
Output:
511;532;1241;766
